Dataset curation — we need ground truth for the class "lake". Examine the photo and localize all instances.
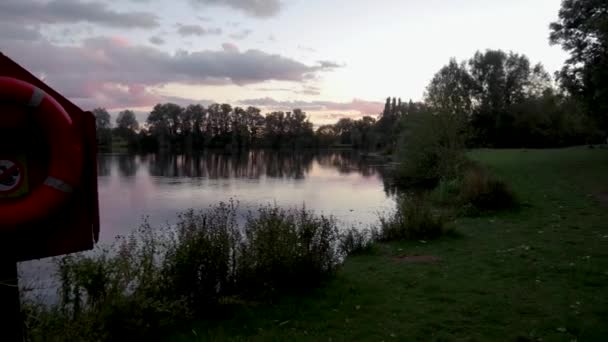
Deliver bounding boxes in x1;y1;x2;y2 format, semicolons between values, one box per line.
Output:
20;150;395;300
96;150;395;242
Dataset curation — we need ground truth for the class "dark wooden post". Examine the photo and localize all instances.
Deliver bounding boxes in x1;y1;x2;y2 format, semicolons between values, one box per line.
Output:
0;258;22;341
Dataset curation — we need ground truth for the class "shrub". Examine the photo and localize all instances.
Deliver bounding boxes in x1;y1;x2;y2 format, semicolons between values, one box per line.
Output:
24;202;343;341
338;228;375;256
379;195;445;241
427;163;518;214
29;223;188;342
161;203;241;311
430;177;462;205
238;206;340;296
459;165;517;211
395;112;467;186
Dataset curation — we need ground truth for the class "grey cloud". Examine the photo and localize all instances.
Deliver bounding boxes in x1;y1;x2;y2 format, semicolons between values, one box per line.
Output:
191;0;282;18
238;97;311;107
238;98;325;111
229;29;252;40
177;24;222;36
163;96;216;108
254;86;320;96
149;36;165;45
0;0;159;29
208;28;224;35
255;87;292;92
0;23;42;41
296;85;321;96
237;98;383;114
317;60;342;69
3;37;337;108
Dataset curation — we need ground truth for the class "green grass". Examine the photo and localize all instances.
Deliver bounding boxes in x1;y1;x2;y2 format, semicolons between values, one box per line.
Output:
172;147;608;341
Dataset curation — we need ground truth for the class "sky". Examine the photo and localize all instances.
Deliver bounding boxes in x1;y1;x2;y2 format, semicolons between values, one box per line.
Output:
0;0;569;125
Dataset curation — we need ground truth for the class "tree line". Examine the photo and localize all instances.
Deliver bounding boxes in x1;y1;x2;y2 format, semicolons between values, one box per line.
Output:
93;104;316;151
94;0;607;151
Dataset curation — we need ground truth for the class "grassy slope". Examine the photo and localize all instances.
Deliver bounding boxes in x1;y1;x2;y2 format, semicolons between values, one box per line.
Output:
176;148;608;341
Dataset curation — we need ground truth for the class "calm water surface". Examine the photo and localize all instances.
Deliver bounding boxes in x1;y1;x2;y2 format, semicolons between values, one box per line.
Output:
97;150;395;241
20;150;395;300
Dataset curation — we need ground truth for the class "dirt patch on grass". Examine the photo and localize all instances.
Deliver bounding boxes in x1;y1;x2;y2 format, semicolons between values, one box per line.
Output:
595;192;608;206
394;255;441;263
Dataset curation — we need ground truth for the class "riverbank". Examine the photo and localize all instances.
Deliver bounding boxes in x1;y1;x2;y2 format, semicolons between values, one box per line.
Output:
174;147;608;341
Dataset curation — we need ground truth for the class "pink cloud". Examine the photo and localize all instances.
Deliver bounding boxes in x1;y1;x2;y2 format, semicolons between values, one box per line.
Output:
324;98;384;115
222;42;239;53
71;82;162;109
110;35;130;47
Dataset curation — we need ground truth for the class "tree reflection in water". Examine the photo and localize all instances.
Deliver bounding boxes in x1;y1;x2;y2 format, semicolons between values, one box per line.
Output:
99;150;397;197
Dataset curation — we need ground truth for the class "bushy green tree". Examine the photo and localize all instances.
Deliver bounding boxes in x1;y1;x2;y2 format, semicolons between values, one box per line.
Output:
116;110;139;132
114;110;140;148
425;58;474;117
468;50;542;146
395;110;467;185
550;0;608;132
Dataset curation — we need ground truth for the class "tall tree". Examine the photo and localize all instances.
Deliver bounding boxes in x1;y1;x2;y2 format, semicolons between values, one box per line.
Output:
468;50;540;146
315;124;338;147
264;111;286;147
425;58;474;116
114;110;139;147
92;107;111;130
382;97;391;117
334;118;355;144
527;63;553;98
353;116;377;148
147;103;183;148
245;106;265;144
550;0;608;130
116;110;139;131
92;107;112;148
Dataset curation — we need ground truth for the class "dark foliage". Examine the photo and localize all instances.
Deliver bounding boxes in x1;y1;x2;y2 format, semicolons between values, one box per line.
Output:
24;203;342;341
338;228;376;256
550;0;608;132
379;195;445;241
459;165;517;211
238;206;340;296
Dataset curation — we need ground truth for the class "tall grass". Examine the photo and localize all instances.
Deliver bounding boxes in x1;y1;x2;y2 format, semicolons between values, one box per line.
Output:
24;202;343;341
338;228;376;255
459;165;517;211
429;164;518;214
379;195;445;241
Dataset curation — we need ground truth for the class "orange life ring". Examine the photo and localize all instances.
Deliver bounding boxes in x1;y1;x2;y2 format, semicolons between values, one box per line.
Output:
0;77;83;228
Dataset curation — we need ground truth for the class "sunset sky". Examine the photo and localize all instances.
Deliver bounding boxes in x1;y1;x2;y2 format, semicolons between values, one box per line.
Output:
1;0;569;125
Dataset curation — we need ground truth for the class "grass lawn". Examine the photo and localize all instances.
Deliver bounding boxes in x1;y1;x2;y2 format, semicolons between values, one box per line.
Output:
175;147;608;341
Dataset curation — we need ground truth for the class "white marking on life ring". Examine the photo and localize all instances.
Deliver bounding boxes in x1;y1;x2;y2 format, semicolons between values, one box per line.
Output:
44;176;73;193
27;87;45;107
0;159;23;193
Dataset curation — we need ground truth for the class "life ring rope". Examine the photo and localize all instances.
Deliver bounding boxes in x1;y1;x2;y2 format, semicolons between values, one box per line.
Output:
44;176;74;193
28;87;45;108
